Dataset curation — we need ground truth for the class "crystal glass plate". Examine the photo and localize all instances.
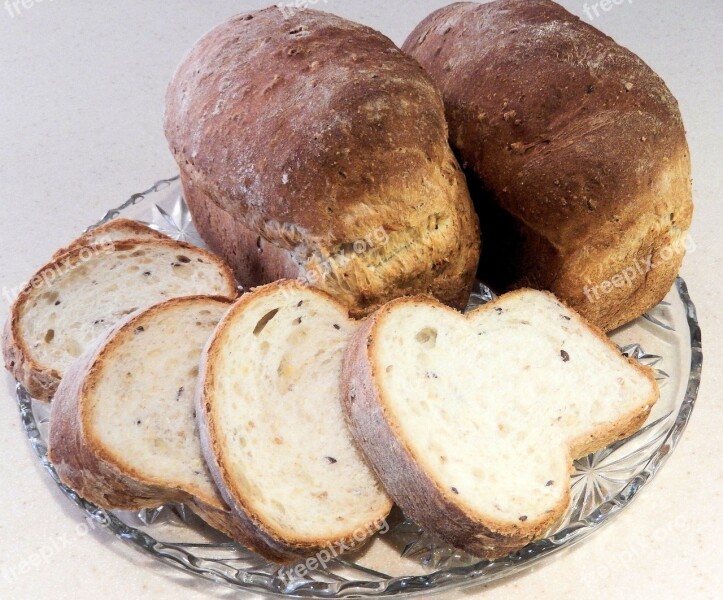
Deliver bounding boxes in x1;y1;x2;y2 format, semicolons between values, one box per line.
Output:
16;176;703;597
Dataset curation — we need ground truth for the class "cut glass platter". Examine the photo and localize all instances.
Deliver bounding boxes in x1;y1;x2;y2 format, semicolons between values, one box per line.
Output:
15;176;703;597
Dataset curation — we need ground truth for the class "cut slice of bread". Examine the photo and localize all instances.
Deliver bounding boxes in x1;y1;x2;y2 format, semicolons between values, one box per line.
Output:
49;297;227;509
48;296;251;541
3;239;237;401
52;218;169;259
341;289;659;559
196;280;392;563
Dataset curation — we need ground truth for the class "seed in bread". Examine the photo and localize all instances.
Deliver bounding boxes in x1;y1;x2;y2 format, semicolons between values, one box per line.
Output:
341;289;658;558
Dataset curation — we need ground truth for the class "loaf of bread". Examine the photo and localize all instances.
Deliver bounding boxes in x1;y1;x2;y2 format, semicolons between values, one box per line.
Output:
403;0;693;331
196;280;392;562
165;8;480;317
341;289;658;558
3;239;237;400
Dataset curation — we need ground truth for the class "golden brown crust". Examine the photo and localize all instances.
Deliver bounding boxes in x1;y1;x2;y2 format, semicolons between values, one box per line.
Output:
187;499;297;566
3;317;59;400
196;280;392;563
341;289;658;558
181;172;301;288
51;218;169;260
165;8;480;317
403;0;693;331
2;239;238;401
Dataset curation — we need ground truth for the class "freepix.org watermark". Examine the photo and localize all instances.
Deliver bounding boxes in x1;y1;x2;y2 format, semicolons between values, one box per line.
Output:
583;234;695;304
276;0;329;20
277;517;390;584
3;0;57;19
582;0;634;21
297;226;389;288
1;512;110;584
2;235;117;306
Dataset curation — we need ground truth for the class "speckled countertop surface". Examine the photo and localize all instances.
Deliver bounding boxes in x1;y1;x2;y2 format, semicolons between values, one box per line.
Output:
0;1;720;599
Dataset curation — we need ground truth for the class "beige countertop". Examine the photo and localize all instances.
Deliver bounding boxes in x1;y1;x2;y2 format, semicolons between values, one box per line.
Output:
0;1;720;599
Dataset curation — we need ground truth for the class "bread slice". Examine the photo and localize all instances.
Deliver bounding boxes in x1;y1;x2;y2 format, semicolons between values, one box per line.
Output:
341;289;659;559
52;218;169;259
3;239;237;401
48;296;251;541
196;280;392;563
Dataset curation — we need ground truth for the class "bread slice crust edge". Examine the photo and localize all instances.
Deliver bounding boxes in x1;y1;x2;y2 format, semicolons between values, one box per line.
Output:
51;218;170;260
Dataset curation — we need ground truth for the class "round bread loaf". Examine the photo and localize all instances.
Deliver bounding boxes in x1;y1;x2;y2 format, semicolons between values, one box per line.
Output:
165;8;480;317
403;0;693;331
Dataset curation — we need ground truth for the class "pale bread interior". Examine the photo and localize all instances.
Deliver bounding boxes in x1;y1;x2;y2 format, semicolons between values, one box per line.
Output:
206;286;390;542
18;241;234;377
372;291;657;526
89;298;229;506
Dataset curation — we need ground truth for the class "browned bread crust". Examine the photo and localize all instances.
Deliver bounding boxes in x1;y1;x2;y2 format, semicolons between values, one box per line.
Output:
165;8;480;317
51;218;169;260
3;317;57;402
180;172;301;288
403;0;693;331
340;290;658;558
